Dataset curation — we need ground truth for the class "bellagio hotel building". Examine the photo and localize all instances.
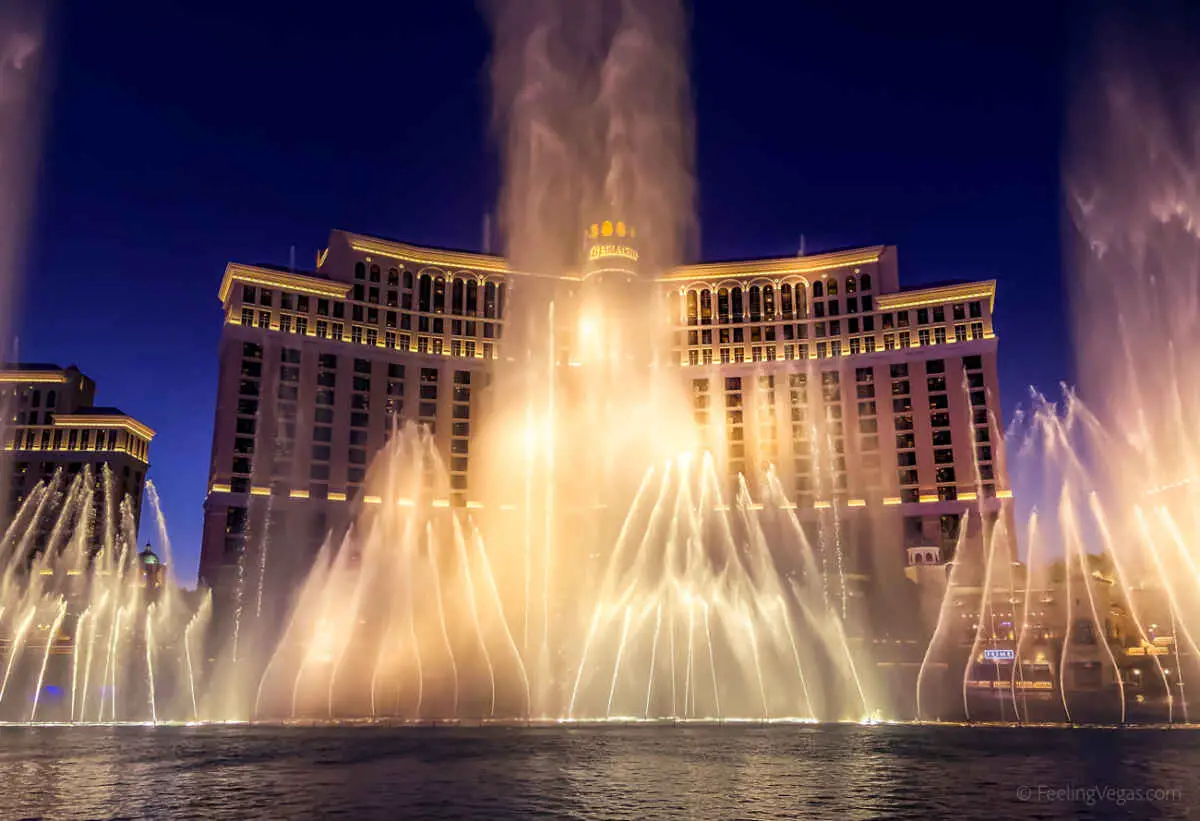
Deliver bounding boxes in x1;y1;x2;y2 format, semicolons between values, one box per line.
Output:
199;226;1010;604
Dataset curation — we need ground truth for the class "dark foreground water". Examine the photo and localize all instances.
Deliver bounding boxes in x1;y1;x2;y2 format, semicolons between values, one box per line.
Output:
0;723;1196;819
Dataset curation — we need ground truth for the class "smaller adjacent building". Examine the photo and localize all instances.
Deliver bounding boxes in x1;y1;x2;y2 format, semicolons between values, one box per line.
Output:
0;363;155;531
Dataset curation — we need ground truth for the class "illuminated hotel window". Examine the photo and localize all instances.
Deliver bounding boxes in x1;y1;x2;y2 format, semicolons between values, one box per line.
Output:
688;351;699;366
703;349;714;365
256;309;268;327
934;327;946;345
296;317;308;336
849;338;861;355
317;320;328;338
366;329;378;346
883;334;895;351
971;322;983;340
918;329;931;346
830;341;842;357
954;324;966;342
899;332;911;348
240;308;254;325
332;323;343;340
720;348;730;364
816;342;827;358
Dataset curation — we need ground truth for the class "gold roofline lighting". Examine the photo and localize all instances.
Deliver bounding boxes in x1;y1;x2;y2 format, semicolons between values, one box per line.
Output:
53;414;156;440
876;281;997;313
218;263;353;304
0;371;68;384
659;246;887;283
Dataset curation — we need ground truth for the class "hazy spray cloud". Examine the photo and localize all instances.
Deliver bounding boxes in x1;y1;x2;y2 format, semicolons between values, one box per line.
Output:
1064;14;1200;488
0;1;45;357
484;0;696;275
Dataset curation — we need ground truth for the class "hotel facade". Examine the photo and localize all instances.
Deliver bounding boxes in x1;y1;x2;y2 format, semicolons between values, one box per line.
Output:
199;227;1011;611
0;363;155;530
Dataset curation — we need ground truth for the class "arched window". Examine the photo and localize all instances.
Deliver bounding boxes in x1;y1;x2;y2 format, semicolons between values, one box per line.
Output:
700;289;713;323
451;278;465;315
845;275;857;294
466;280;478;314
686;290;699;325
31;389;39;407
717;288;730;324
388;268;399;286
812;280;824;299
915;553;925;564
749;286;762;322
418;275;432;312
484;281;497;317
826;278;838;297
355;262;366;280
780;284;794;319
796;283;808;318
433;277;446;313
731;287;744;322
403;270;414;290
46;390;56;409
497;282;507;318
763;285;775;320
860;272;872;292
369;264;381;283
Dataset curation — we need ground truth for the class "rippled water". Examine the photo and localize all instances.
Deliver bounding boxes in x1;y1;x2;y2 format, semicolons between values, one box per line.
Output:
0;724;1195;819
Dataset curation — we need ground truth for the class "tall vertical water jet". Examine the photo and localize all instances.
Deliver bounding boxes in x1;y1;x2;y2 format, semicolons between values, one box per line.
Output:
0;1;45;373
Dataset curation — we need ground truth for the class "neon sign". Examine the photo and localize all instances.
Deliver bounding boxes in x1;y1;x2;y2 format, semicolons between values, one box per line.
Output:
588;244;639;263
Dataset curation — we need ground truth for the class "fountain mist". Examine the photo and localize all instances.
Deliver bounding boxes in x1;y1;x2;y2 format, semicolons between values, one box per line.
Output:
251;0;872;722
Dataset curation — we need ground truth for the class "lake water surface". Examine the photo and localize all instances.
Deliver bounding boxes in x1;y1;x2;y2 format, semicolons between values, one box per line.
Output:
0;723;1195;819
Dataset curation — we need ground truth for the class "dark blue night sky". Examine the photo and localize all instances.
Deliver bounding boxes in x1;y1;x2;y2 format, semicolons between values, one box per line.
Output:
21;2;1072;582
